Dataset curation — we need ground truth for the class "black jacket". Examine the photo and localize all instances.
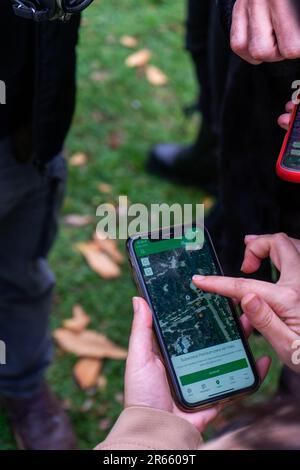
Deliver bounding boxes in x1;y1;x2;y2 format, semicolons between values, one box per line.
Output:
0;1;80;166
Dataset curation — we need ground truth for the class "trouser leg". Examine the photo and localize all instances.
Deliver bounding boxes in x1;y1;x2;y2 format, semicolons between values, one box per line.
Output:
0;138;66;397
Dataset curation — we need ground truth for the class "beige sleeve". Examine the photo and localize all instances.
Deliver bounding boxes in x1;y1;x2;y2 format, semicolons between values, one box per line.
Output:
95;406;203;450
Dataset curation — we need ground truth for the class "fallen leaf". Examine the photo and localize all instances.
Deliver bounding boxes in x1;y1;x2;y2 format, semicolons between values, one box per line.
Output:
76;241;121;279
98;182;112;194
125;49;152;68
120;35;138;48
63;304;91;333
63;214;93;228
146;65;168;86
74;358;103;390
93;231;124;264
106;132;123;150
97;374;108;391
69;152;88;167
53;328;128;359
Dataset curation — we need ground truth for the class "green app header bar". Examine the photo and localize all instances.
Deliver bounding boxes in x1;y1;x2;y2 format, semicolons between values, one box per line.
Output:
134;228;204;257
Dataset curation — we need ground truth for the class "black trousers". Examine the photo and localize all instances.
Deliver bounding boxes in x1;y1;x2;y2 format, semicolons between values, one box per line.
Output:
217;57;300;276
185;0;300;277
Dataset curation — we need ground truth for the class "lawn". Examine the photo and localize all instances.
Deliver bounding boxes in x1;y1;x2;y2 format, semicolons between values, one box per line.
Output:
0;0;281;449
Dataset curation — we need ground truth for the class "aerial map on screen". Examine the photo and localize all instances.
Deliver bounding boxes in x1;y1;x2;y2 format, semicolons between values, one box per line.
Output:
134;232;240;358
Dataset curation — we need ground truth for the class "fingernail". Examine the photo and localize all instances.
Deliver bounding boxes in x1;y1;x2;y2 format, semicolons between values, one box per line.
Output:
245;234;258;242
193;275;205;282
132;297;140;314
244;294;261;314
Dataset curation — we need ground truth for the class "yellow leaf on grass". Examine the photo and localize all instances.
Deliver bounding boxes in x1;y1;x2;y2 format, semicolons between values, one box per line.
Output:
98;182;112;194
125;49;152;68
69;152;88;167
74;358;103;390
63;304;91;333
53;328;127;359
76;241;121;279
93;231;124;264
146;65;168;86
120;35;138;48
63;214;93;227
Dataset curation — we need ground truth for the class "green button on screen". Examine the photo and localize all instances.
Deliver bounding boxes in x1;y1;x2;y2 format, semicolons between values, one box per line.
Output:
179;358;248;386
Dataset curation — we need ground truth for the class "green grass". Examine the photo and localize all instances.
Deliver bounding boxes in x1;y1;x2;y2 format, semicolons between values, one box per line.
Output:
0;0;281;449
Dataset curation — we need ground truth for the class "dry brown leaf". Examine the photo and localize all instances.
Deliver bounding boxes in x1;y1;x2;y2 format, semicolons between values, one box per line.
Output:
53;328;127;359
97;374;108;391
63;214;93;228
93;231;124;264
98;182;112;194
76;241;121;279
69;152;88;167
120;35;138;48
146;65;168;86
63;304;91;333
125;49;152;68
74;358;103;390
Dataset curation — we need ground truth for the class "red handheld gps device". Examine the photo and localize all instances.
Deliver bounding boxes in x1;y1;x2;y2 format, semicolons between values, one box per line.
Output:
277;103;300;183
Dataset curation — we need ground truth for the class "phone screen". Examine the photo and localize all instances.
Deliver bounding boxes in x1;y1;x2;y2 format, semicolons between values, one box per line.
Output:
282;104;300;171
133;227;256;406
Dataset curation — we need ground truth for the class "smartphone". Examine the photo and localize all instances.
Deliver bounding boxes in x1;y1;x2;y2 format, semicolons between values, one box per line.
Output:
127;225;260;411
276;103;300;183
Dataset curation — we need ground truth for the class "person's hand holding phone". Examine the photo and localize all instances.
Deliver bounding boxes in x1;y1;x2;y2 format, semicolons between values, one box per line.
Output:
230;0;300;64
278;100;296;130
124;297;270;432
193;233;300;373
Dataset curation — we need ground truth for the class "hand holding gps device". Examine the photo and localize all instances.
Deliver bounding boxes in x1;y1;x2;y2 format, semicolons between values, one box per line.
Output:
127;225;259;411
277;103;300;183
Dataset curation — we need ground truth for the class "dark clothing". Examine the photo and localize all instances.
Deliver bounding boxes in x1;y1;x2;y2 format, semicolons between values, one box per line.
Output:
185;0;229;132
0;3;77;397
213;0;300;276
218;57;300;276
0;138;66;397
0;1;80;166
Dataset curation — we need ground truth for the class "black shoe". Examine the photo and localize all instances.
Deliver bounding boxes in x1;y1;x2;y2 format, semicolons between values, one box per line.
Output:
147;121;219;195
147;143;219;195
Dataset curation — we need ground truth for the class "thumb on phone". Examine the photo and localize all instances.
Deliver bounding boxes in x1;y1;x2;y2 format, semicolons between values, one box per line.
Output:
241;293;294;362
